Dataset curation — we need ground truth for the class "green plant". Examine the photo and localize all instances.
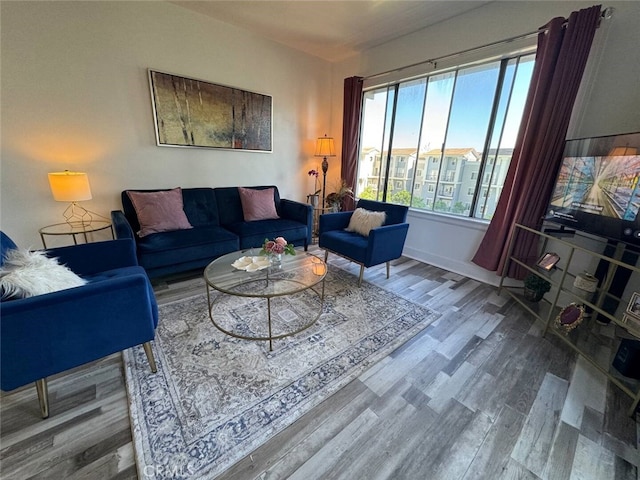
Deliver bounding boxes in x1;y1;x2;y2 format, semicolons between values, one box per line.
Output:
326;179;354;209
524;273;551;294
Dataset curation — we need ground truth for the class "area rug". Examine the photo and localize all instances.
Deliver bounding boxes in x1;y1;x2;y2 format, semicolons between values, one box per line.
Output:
123;266;439;479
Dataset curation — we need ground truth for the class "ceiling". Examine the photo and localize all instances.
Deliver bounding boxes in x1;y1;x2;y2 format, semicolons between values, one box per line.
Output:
171;1;493;62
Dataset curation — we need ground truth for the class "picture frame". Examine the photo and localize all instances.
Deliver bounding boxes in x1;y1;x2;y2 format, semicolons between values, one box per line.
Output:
148;70;272;152
626;292;640;318
537;252;560;271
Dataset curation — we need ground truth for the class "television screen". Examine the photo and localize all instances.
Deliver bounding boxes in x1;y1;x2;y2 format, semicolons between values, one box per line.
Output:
545;132;640;245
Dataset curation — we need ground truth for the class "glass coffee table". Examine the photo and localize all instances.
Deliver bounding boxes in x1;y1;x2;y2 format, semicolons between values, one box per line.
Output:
204;250;327;351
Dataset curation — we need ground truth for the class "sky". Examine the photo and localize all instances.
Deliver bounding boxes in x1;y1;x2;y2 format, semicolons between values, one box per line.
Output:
361;54;535;155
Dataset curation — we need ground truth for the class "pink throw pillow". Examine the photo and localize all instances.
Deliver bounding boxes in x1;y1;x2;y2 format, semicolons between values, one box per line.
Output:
127;188;193;237
238;187;280;221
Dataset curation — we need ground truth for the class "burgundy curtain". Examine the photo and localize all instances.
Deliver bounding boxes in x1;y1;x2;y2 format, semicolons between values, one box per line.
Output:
472;5;601;277
341;76;363;211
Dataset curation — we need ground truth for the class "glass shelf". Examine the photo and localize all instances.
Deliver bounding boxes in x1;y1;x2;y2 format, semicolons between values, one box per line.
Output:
500;223;640;416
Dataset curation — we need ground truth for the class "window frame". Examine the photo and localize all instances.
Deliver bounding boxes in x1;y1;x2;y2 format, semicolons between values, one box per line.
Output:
356;47;536;221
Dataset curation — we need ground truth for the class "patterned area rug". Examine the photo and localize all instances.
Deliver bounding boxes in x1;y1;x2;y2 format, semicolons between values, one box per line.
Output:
123;266;439;479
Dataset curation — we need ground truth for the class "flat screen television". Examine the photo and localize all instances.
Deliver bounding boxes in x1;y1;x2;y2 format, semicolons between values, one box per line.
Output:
545;131;640;245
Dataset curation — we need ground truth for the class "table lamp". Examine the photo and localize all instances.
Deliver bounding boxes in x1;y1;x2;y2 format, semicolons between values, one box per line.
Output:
314;134;336;209
48;171;94;226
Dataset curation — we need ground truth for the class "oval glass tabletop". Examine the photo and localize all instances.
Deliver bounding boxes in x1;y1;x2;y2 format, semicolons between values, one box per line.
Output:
204;249;327;297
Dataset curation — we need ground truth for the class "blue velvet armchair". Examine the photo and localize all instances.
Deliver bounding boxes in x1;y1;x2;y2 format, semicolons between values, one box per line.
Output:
0;232;159;418
318;199;409;286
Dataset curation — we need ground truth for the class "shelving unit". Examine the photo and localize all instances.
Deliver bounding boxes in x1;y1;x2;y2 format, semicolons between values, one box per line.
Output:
499;223;640;416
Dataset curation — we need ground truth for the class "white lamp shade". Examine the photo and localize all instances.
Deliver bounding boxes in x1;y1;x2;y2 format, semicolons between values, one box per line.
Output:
48;171;92;202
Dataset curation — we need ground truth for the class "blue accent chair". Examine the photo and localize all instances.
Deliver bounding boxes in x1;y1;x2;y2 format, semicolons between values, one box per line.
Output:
318;199;410;286
0;231;159;418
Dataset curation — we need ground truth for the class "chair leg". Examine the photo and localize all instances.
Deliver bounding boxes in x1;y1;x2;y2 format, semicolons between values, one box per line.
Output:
386;261;390;279
324;250;329;263
358;265;365;287
35;378;49;419
143;341;158;373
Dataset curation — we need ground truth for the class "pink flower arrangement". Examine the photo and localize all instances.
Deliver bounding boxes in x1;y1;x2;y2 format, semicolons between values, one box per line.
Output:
261;236;296;256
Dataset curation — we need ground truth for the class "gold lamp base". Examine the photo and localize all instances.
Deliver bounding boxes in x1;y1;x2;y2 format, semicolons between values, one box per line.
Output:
62;202;94;227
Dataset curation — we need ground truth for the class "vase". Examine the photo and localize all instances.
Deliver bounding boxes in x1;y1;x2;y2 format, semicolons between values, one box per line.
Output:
268;253;282;266
523;287;544;302
307;194;319;208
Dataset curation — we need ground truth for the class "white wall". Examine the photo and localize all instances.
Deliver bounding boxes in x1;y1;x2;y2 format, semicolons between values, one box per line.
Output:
332;1;640;285
1;1;332;247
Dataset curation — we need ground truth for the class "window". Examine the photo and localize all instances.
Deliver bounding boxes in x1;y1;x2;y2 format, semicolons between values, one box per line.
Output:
356;51;535;219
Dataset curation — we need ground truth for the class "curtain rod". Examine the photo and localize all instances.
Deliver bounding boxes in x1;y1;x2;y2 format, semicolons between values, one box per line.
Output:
363;6;613;82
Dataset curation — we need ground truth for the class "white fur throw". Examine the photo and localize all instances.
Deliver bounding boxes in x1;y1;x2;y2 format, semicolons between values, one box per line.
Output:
0;249;87;299
345;208;386;237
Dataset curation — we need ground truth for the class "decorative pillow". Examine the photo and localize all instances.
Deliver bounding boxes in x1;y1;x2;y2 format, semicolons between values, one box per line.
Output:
0;249;87;299
127;188;193;237
238;187;280;221
345;208;386;237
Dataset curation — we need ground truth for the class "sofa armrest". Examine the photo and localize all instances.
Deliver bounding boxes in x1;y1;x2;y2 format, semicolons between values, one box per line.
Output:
319;211;353;232
111;210;135;240
366;223;410;267
0;272;156;390
280;199;313;244
46;239;138;276
280;199;312;224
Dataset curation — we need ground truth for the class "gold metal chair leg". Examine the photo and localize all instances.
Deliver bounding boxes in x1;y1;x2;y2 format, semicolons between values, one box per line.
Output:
386;261;390;279
143;341;158;373
35;378;49;419
358;265;365;287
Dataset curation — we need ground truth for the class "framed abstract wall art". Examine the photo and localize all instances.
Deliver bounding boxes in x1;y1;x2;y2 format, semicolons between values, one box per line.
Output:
148;70;272;152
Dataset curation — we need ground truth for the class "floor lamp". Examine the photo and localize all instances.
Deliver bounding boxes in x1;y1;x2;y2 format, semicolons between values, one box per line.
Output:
315;134;336;209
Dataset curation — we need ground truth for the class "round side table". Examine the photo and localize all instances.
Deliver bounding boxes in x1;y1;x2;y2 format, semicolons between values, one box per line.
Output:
39;220;114;248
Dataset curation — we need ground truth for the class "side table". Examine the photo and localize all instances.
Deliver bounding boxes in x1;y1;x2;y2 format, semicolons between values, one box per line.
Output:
312;207;331;242
39;220;114;248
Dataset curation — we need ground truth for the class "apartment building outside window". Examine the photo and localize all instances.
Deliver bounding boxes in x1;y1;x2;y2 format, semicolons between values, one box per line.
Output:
356;51;535;220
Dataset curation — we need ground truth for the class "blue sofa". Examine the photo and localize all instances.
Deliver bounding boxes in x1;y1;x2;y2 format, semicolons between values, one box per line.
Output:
319;199;409;286
111;186;312;279
0;232;158;418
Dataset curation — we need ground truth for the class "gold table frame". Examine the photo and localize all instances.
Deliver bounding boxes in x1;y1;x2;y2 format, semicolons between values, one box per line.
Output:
39;220;113;248
204;250;327;351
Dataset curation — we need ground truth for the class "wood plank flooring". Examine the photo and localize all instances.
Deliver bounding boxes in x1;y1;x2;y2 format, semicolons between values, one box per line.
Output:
1;246;639;479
